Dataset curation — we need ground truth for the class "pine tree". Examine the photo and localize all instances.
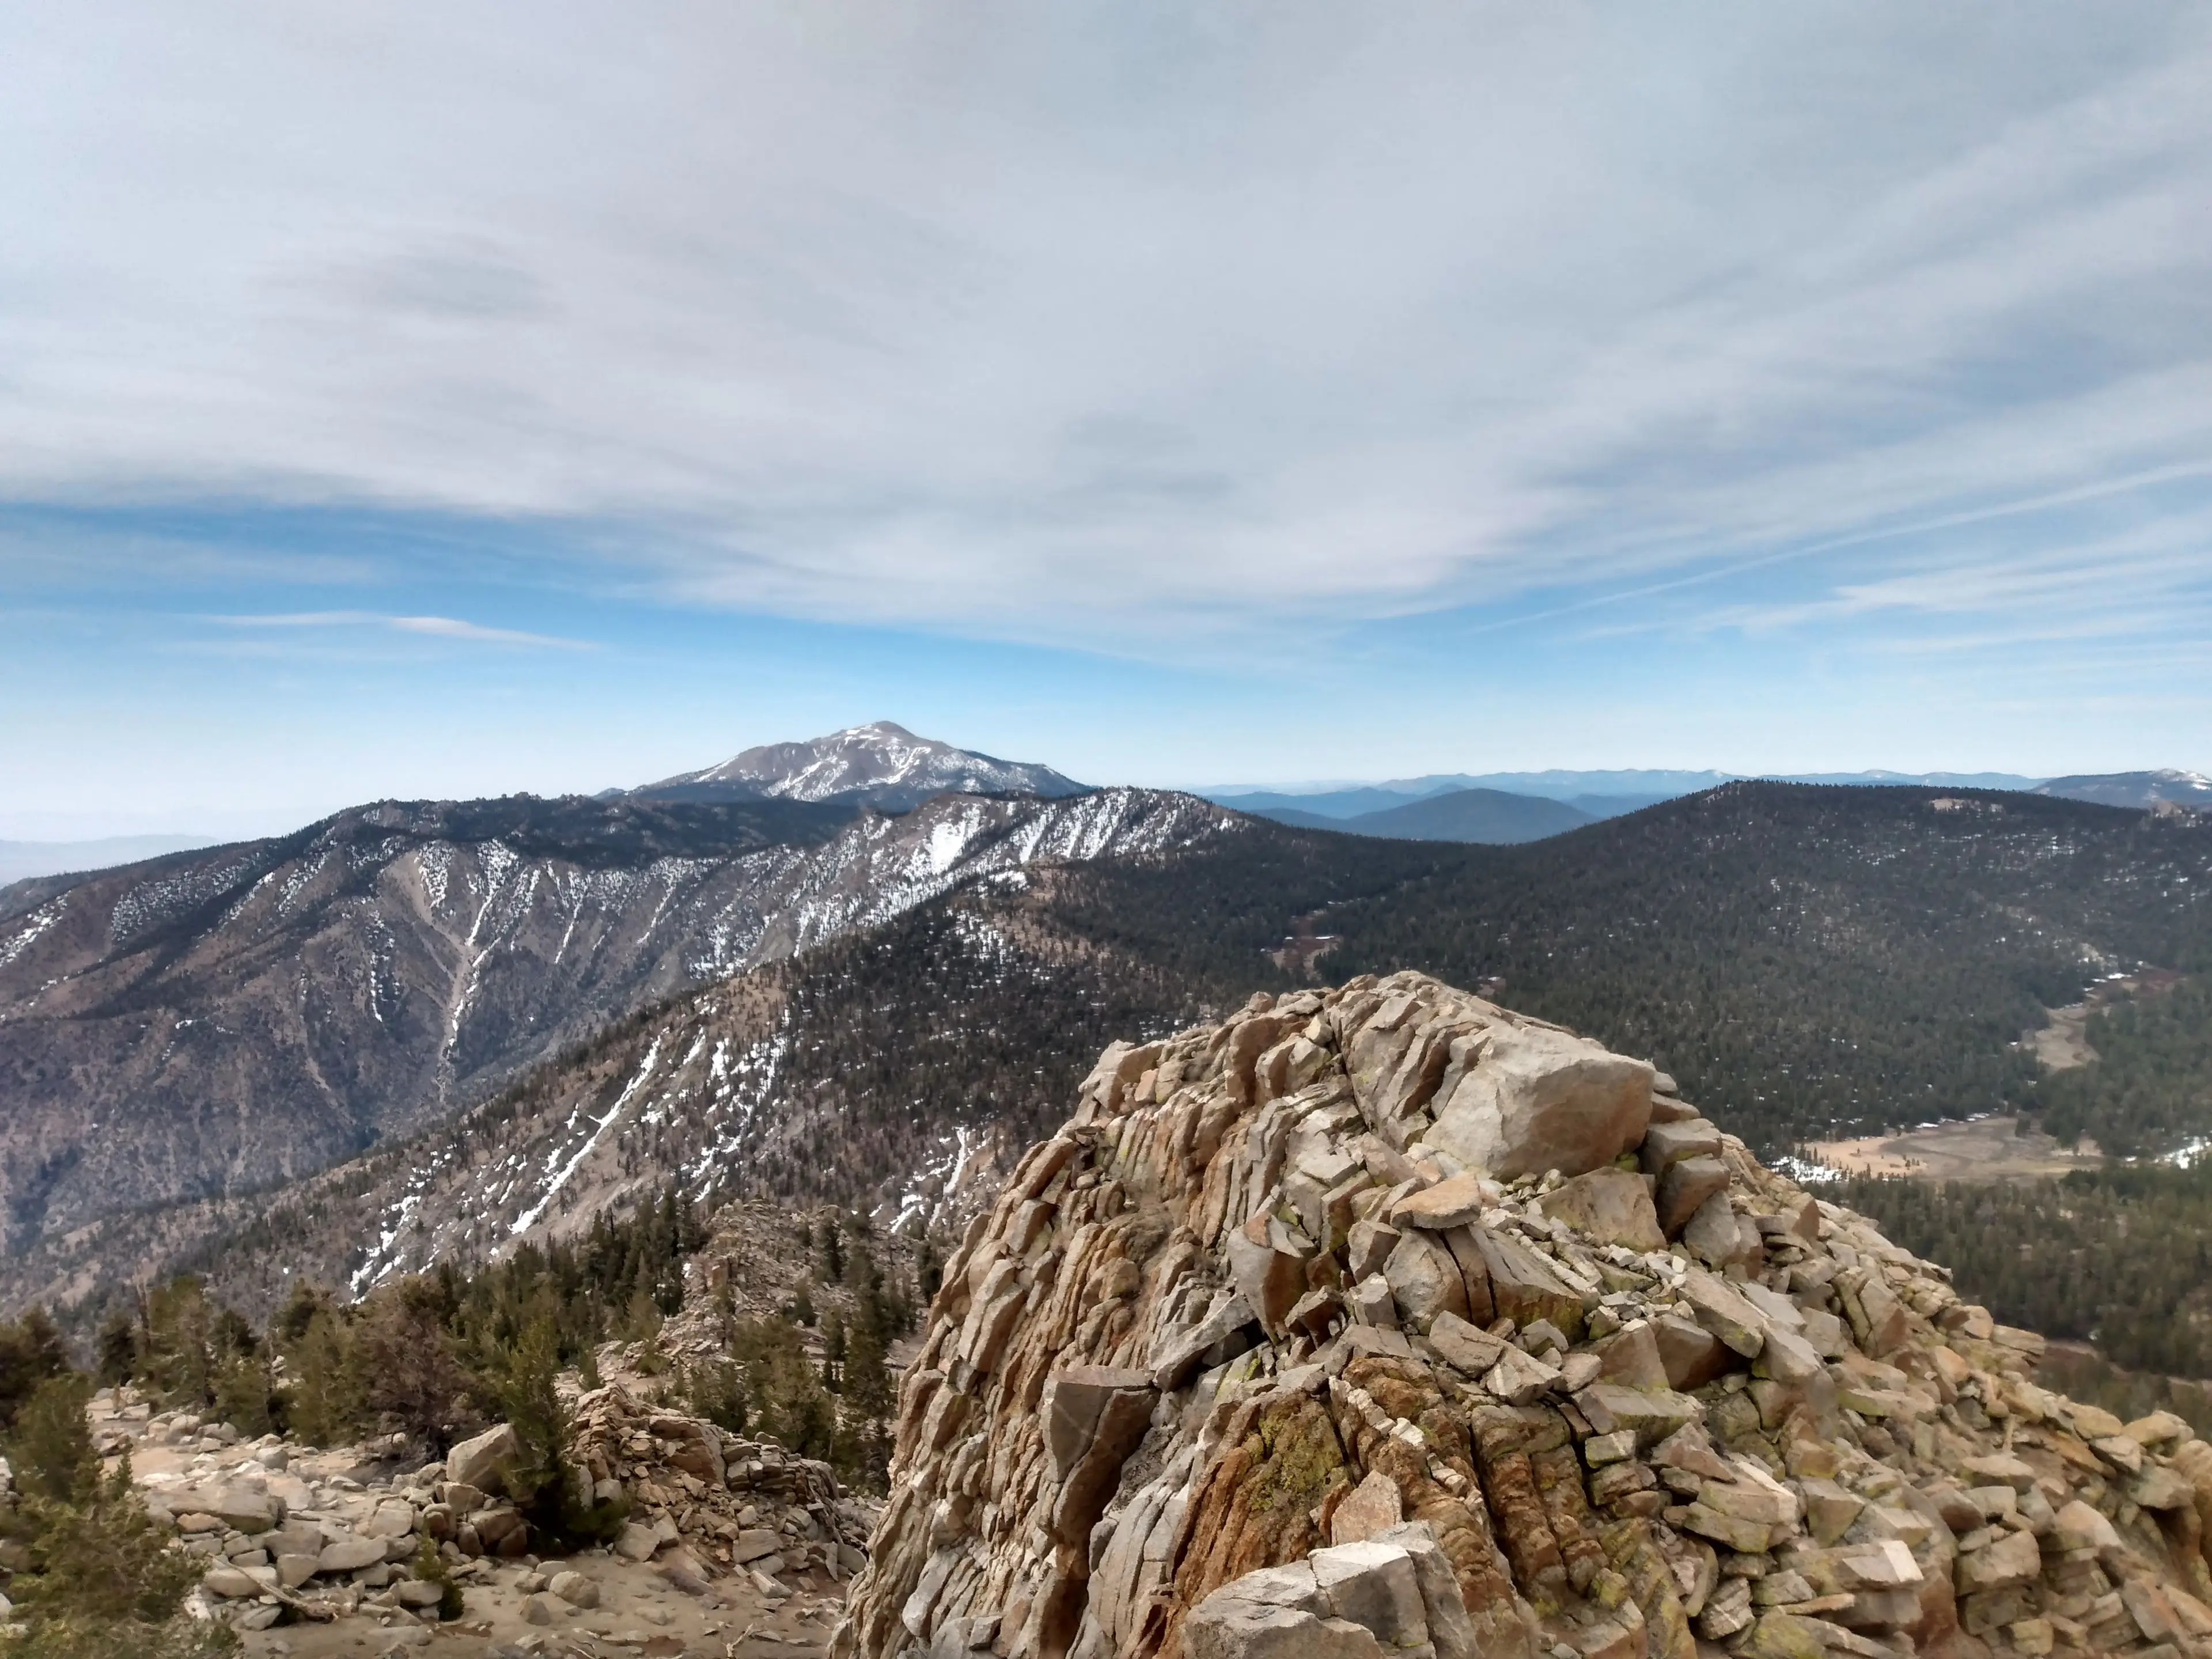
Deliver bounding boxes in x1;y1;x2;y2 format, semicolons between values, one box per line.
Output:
283;1309;366;1450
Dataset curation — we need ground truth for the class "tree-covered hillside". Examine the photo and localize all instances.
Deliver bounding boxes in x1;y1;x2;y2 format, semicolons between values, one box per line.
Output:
2039;975;2212;1158
1842;1166;2212;1384
1056;783;2212;1152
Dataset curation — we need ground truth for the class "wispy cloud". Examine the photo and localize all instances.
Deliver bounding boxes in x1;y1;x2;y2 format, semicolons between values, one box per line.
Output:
207;611;589;649
0;3;2206;649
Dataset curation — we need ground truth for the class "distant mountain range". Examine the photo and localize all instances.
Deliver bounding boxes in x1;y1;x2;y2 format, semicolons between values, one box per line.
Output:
1203;768;2208;828
631;719;1084;810
1248;786;1594;843
2034;770;2212;810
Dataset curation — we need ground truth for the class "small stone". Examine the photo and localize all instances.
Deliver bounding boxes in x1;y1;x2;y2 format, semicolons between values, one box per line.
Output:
2051;1499;2120;1552
202;1565;261;1599
1483;1346;1562;1406
1798;1478;1863;1546
1329;1471;1404;1546
361;1498;418;1539
1596;1320;1670;1390
1383;1229;1469;1331
1574;1382;1701;1445
550;1569;599;1608
732;1527;783;1563
1955;1528;2042;1595
1680;1502;1779;1555
1733;1611;1829;1659
1429;1309;1509;1378
2070;1403;2127;1440
1556;1351;1604;1392
1653;1315;1730;1389
1583;1430;1638;1466
1677;1269;1766;1358
1389;1171;1494;1231
1957;1453;2036;1493
1345;1219;1400;1282
1654;1156;1731;1236
523;1593;558;1625
2092;1435;2145;1474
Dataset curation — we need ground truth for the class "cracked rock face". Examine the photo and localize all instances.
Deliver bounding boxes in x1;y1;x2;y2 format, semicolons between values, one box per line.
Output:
833;971;2212;1659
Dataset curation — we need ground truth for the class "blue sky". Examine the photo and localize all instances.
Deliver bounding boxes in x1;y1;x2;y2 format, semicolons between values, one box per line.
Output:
4;3;2210;838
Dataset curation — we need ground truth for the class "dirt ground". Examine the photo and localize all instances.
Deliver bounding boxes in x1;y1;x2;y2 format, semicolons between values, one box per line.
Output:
2028;1001;2097;1071
1806;1113;2103;1183
2023;968;2187;1073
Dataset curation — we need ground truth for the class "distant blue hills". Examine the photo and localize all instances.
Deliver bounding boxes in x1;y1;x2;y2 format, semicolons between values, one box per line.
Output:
1202;769;2206;845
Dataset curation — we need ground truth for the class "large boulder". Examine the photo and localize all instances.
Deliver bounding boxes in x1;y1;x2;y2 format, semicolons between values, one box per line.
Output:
445;1422;521;1495
1535;1167;1664;1250
316;1535;384;1574
1422;1020;1653;1179
166;1480;276;1533
1382;1229;1468;1331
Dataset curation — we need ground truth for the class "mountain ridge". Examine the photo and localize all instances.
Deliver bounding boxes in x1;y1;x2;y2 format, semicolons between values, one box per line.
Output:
0;783;1230;1257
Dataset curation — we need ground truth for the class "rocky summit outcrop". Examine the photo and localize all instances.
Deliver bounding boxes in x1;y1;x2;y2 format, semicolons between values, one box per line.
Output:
834;971;2212;1659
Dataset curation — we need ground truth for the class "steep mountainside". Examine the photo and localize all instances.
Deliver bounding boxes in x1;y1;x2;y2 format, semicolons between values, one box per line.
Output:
838;972;2212;1659
0;785;1228;1251
638;720;1086;808
1257;789;1596;844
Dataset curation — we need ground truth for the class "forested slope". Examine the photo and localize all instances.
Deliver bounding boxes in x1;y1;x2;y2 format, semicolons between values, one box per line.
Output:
1055;782;2212;1150
1842;1165;2212;1384
2040;974;2212;1157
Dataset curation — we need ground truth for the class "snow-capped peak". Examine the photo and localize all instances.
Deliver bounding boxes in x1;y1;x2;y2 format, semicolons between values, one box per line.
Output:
638;722;1087;809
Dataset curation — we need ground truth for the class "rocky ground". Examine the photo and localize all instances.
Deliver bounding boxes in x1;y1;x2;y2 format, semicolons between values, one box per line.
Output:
94;1359;878;1658
835;971;2212;1659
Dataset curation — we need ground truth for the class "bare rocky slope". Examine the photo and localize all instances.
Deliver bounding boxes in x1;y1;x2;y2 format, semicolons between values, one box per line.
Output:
0;785;1229;1255
835;971;2212;1659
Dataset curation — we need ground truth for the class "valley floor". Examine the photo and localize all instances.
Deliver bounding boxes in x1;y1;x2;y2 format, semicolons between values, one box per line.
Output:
1808;1115;2104;1183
